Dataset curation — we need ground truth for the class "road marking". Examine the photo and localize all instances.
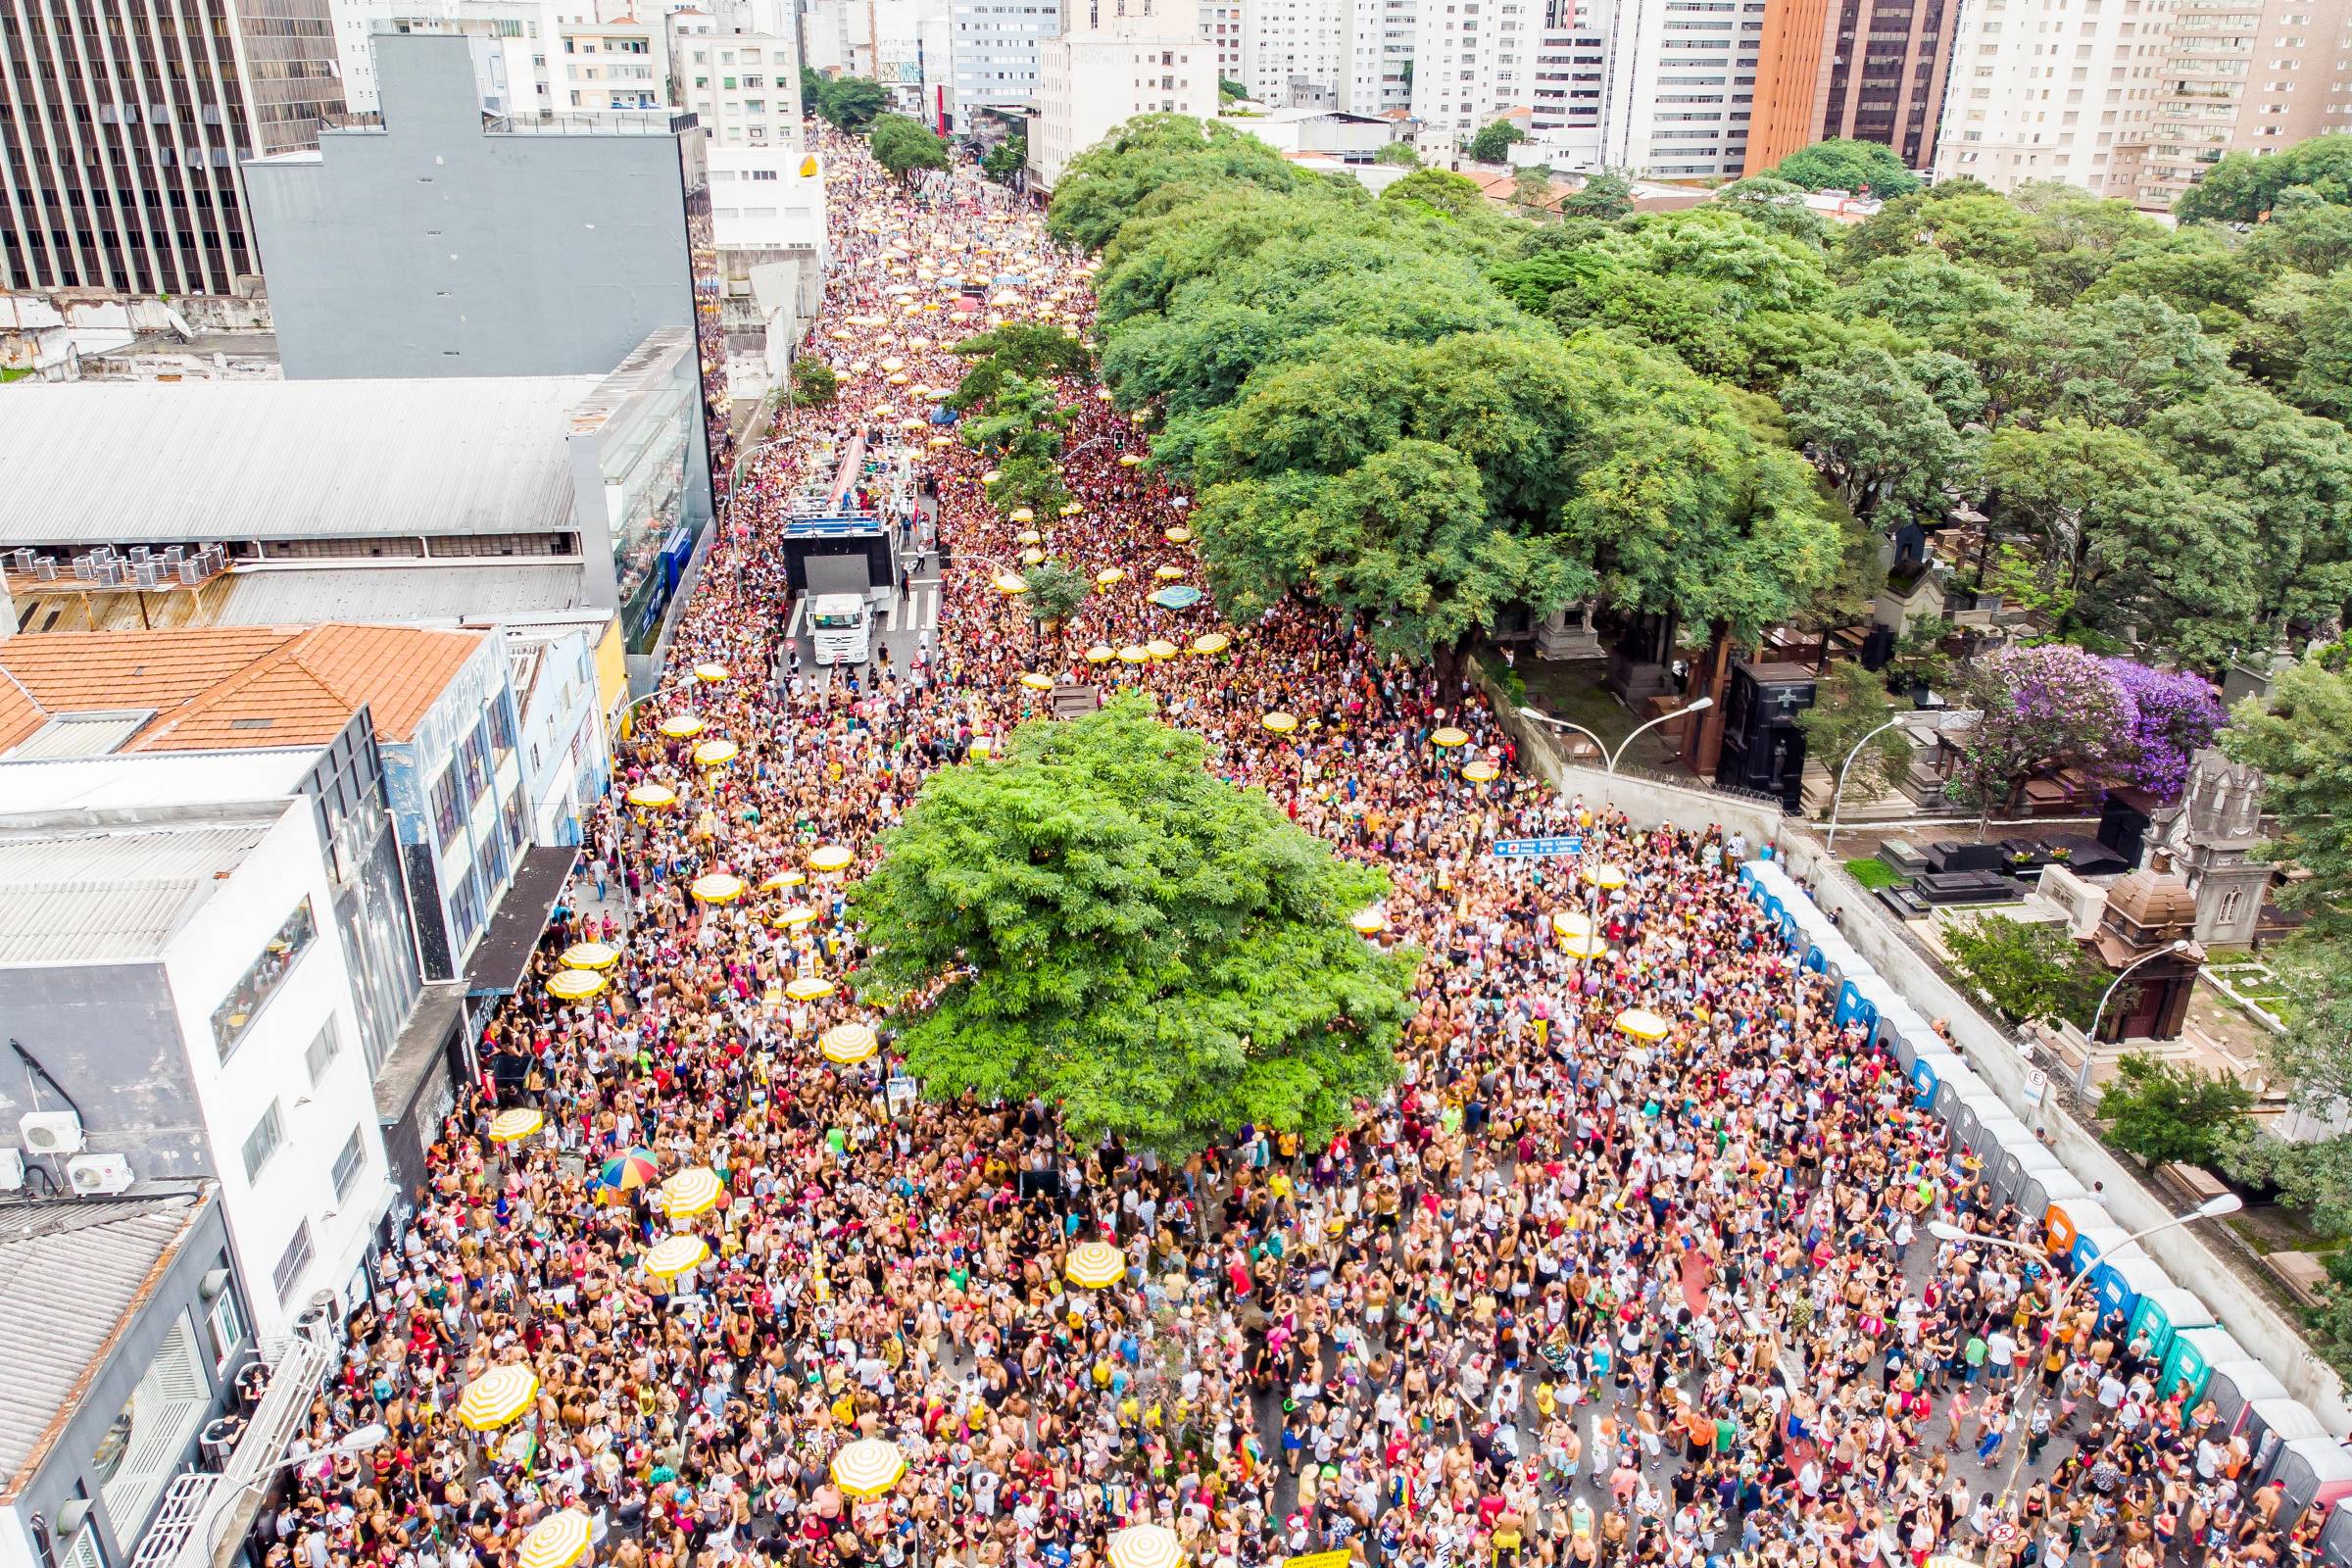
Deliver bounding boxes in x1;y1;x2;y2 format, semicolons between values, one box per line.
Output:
786;598;808;640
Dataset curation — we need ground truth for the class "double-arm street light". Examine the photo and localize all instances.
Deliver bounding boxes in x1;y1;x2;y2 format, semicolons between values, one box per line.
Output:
1525;696;1714;776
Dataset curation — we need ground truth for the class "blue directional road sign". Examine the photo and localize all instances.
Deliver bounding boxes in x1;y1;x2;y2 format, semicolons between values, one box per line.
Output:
1492;836;1584;859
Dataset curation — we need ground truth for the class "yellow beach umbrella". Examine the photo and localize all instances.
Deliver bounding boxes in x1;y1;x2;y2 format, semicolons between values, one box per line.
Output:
1086;645;1115;664
1191;633;1229;655
771;904;819;929
1118;454;1143;467
1096;567;1125;586
626;783;678;810
831;1438;908;1498
1152;565;1185;581
1059;503;1084;516
809;845;856;873
1016;529;1043;546
1019;672;1054;691
488;1107;546;1143
785;975;836;1002
516;1512;594;1568
820;1021;879;1064
1117;644;1151;663
1164;525;1193;543
1107;1525;1184;1568
1585;863;1629;890
1094;387;1114;402
660;1167;726;1220
562;941;619;971
1431;727;1471;749
547;968;607;1003
993;572;1028;595
659;712;706;740
1065;1241;1126;1289
1551;909;1595;940
1463;760;1499;783
691;872;747;905
1261;711;1298;733
760;869;807;892
1021;547;1046;566
1350;908;1388;935
694;739;740;768
642;1234;711;1280
1010;507;1035;523
1616;1007;1672;1042
694;662;730;684
1560;931;1610;961
456;1364;541;1431
1145;639;1178;661
982;469;1003;485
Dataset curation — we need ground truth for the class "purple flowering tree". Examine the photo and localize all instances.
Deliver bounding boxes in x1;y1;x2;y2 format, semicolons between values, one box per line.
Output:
2100;659;2226;804
1949;645;2138;821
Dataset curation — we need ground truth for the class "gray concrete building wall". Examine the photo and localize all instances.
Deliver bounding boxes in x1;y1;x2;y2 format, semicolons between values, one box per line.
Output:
0;965;210;1178
242;34;698;381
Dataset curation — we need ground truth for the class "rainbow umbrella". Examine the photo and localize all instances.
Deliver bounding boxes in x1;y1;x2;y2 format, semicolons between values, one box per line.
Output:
600;1149;660;1195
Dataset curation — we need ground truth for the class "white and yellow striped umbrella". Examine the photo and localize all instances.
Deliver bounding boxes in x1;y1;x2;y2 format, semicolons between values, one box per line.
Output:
1118;644;1151;664
691;873;747;905
785;975;836;1002
516;1511;594;1568
1019;672;1054;691
1191;633;1229;655
625;783;679;810
487;1108;545;1143
659;712;707;740
562;942;619;971
1152;565;1185;582
760;870;807;892
1163;525;1192;543
1550;909;1594;940
1585;863;1629;890
1616;1007;1672;1042
808;845;856;873
830;1437;908;1498
547;969;607;1003
1560;932;1609;961
456;1364;541;1431
994;572;1028;596
642;1234;711;1280
1463;760;1499;783
772;904;820;930
694;740;740;768
693;662;729;684
1108;1525;1184;1568
1146;639;1179;661
1086;645;1116;664
820;1022;879;1064
1431;727;1471;749
660;1167;726;1220
1065;1241;1126;1289
1096;567;1126;587
1350;908;1387;935
1261;711;1298;734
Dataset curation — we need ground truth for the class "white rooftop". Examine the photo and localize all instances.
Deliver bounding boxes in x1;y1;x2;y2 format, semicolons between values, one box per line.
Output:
0;806;291;964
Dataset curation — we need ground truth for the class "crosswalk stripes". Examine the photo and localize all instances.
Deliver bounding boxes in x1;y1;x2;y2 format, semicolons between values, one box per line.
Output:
785;597;808;641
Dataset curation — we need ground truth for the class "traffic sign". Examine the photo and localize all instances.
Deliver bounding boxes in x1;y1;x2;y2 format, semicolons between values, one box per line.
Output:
1493;836;1584;859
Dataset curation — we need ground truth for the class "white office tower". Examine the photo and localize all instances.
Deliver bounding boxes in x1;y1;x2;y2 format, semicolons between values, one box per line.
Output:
947;0;1067;127
670;1;804;149
1344;0;1417;110
1412;0;1603;154
335;1;676;117
1033;0;1215;186
1240;0;1411;107
805;0;879;74
1201;0;1246;80
1932;0;2177;197
1592;0;1762;175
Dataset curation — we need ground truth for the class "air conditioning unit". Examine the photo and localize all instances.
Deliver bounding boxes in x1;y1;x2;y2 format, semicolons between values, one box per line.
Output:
69;1153;134;1196
0;1149;23;1192
20;1110;84;1155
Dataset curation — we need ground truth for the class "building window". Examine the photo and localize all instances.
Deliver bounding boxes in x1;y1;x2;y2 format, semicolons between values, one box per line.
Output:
429;767;464;849
212;899;318;1062
272;1220;315;1303
95;1314;211;1541
205;1282;247;1373
241;1102;285;1184
331;1128;368;1203
304;1017;342;1087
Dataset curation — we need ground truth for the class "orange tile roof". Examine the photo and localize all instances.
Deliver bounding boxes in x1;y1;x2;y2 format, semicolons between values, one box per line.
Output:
0;623;486;756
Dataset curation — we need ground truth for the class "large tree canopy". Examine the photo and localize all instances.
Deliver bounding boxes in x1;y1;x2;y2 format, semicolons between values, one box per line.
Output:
850;696;1416;1156
1765;138;1923;199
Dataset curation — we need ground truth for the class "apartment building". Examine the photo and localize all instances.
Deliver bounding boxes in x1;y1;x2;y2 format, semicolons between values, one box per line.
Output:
1242;0;1414;108
1033;0;1216;185
671;0;804;150
1742;0;1958;172
1201;0;1247;79
944;0;1066;124
1594;0;1764;176
1932;0;2174;195
2135;0;2352;204
0;0;344;296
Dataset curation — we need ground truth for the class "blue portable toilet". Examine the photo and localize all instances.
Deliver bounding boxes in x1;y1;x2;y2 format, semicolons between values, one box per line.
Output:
1909;1052;1946;1108
2128;1286;2216;1362
2068;1206;2130;1275
1836;978;1878;1033
2092;1252;2173;1326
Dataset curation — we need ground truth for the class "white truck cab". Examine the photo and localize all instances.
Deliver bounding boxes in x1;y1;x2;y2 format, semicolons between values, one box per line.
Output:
808;594;871;666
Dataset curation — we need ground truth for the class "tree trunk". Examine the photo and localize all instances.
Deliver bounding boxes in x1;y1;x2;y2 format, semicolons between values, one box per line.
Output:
1687;621;1736;779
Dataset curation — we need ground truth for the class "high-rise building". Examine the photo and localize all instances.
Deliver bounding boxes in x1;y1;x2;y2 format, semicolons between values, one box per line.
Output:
2133;0;2352;206
1742;0;1957;173
1593;0;1764;176
671;0;805;150
1412;0;1604;158
1931;0;2173;195
0;0;345;297
1240;0;1411;109
944;0;1066;126
1032;0;1216;185
1201;0;1247;80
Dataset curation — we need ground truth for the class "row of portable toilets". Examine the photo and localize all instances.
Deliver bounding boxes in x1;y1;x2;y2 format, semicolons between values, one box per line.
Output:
1740;857;2352;1560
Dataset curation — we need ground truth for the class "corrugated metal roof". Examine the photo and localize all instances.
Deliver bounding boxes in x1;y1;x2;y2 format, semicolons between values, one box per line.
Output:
212;564;589;627
0;1196;203;1495
0;815;279;964
0;377;601;547
5;711;156;760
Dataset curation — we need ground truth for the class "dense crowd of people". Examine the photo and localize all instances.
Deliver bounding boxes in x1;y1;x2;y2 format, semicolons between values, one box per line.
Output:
272;131;2330;1568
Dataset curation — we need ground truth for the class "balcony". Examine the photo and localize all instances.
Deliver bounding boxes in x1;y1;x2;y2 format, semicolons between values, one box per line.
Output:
129;1338;331;1568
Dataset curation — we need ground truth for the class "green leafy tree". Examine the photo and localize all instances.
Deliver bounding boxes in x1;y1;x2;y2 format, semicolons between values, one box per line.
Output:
814;75;889;131
2221;657;2352;944
1767;137;1923;198
1373;140;1422;169
1468;119;1528;164
982;136;1028;185
2097;1052;2254;1166
1049;115;1309;253
1020;559;1090;634
2173;134;2352;223
1381;168;1488;220
1510;166;1554;213
1846;189;2038;277
850;695;1417;1156
869;113;952;182
1556;172;1634;222
949;321;1094;411
1795;662;1908;814
2288;269;2352;420
1944;913;2116;1030
1218;76;1249;101
2307;1248;2352;1383
1780;346;1978;525
789;356;839;408
986;454;1072;521
1713;176;1833;242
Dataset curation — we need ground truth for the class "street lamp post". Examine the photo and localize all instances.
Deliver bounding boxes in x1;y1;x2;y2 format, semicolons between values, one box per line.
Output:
1823;709;1978;855
1925;1193;2241;1518
2072;938;2194;1091
1525;696;1714;776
